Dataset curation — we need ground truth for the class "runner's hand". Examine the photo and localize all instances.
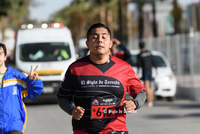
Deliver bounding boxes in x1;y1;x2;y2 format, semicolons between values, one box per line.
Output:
29;65;39;81
123;100;136;114
112;38;120;46
72;106;85;120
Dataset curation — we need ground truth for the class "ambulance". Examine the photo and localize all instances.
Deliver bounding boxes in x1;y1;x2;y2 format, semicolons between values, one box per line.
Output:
14;23;76;100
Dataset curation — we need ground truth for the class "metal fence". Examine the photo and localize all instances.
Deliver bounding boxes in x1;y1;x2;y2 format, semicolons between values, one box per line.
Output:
128;32;200;101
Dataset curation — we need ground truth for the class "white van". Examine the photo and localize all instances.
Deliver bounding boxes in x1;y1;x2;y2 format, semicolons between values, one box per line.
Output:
14;23;76;99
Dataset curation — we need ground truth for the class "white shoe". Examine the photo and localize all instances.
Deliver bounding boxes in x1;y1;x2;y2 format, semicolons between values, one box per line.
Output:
148;102;153;107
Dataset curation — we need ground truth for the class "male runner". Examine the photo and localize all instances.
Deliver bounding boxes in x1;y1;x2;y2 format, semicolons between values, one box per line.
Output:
57;23;146;134
137;41;157;107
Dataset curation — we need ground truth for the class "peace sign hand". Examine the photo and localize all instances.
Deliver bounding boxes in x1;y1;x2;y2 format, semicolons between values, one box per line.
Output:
29;65;39;81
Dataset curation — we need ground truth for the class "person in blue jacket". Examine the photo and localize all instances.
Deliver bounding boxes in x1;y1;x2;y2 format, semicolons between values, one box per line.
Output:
0;43;43;134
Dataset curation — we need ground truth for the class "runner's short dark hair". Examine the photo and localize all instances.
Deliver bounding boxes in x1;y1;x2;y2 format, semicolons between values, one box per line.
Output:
87;23;112;40
139;41;145;49
0;43;7;56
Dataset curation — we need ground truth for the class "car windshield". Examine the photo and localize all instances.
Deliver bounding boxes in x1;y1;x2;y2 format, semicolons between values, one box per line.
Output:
128;55;166;67
20;42;71;62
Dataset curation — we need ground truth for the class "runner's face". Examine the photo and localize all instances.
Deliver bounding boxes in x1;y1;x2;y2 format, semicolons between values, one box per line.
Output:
86;28;112;56
0;47;7;67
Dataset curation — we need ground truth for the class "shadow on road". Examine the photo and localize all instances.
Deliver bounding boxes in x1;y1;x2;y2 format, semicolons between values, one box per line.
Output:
184;113;200;117
147;114;181;119
24;95;58;106
25;100;58;106
144;99;200;120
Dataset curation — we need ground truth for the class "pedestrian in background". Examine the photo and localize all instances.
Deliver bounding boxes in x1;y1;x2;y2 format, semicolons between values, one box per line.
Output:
137;41;157;107
57;23;146;134
110;38;131;61
0;43;43;134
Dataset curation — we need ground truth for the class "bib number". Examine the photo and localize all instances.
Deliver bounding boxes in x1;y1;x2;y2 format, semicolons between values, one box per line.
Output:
91;98;116;119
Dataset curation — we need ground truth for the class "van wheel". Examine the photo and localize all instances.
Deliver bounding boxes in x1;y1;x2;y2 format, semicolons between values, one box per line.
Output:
155;96;162;100
166;97;174;101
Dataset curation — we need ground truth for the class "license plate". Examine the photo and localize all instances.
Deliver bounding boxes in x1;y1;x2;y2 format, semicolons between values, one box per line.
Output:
43;87;54;93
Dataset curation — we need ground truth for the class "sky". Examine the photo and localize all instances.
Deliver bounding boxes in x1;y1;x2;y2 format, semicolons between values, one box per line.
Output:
29;0;200;22
29;0;73;22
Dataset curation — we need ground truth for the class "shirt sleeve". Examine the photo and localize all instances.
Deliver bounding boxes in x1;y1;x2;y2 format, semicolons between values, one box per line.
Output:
57;97;76;115
126;66;146;109
127;66;146;94
117;43;131;61
24;78;44;99
133;89;146;110
57;67;75;115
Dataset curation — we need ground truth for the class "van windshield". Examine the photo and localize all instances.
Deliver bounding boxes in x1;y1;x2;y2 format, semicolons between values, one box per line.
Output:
128;55;166;67
20;42;71;62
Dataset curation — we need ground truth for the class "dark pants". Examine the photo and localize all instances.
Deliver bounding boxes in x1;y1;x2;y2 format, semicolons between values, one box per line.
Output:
4;130;23;134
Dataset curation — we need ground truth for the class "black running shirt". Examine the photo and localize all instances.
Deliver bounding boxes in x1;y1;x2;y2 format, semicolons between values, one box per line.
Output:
137;50;157;74
57;55;145;133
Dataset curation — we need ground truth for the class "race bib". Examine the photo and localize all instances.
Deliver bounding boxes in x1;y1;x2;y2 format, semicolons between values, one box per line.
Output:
91;98;117;119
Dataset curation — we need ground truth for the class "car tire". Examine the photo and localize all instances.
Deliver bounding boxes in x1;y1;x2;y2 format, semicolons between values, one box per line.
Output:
166;96;175;101
155;96;163;100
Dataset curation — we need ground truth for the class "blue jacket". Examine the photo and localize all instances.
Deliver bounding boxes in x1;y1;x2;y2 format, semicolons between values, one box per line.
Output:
0;65;43;133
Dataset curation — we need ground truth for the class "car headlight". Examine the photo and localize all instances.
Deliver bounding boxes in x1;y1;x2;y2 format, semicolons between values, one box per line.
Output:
163;75;173;83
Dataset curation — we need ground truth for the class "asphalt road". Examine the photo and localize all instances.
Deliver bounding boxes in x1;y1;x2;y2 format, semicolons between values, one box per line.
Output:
24;99;200;134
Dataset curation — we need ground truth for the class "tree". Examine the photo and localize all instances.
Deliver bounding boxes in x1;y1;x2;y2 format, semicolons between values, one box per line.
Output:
88;0;118;37
171;0;182;34
0;0;10;16
53;0;118;46
53;0;92;46
117;0;129;43
149;0;166;37
9;0;33;28
130;0;146;40
150;0;158;37
0;0;33;40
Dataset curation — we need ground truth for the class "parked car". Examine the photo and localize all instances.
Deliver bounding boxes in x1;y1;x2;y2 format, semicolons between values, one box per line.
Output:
128;50;177;101
77;38;89;58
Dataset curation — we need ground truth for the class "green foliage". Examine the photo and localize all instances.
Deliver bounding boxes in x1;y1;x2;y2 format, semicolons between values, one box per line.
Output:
0;0;33;41
53;0;119;45
0;0;11;16
0;0;33;28
170;0;182;22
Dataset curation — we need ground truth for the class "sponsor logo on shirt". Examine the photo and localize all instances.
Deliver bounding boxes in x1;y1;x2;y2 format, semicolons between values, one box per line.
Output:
141;52;151;57
92;99;99;104
81;80;85;85
13;87;18;95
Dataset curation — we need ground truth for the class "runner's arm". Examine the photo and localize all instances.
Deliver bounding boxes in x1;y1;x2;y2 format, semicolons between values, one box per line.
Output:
132;89;146;110
57;67;75;115
118;43;131;61
57;97;76;115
